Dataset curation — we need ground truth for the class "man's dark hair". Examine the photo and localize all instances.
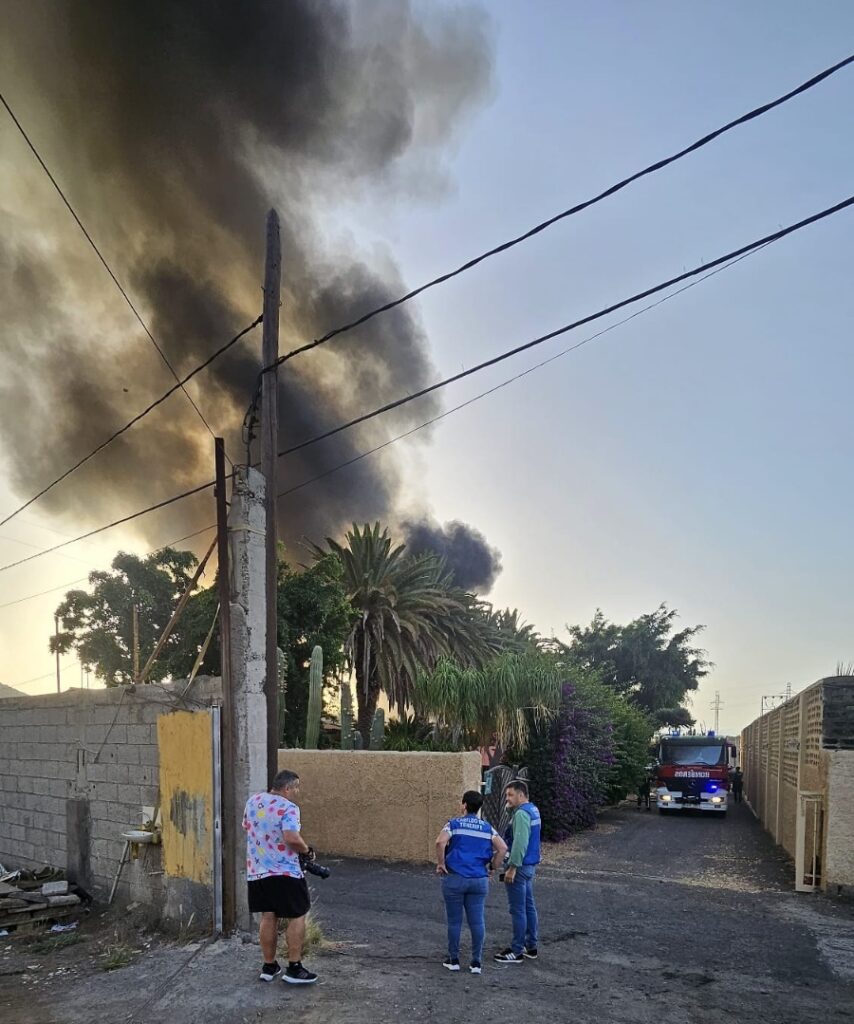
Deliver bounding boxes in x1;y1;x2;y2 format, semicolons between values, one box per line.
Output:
462;790;483;814
506;779;529;798
272;769;300;791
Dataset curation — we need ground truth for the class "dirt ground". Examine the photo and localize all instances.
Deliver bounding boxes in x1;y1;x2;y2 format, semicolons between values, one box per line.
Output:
2;801;853;1024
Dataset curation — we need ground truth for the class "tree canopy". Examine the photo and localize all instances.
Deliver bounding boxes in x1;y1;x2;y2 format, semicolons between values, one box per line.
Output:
51;547;200;686
562;604;710;715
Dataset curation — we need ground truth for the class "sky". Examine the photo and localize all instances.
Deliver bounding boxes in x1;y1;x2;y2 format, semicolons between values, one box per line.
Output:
1;2;853;733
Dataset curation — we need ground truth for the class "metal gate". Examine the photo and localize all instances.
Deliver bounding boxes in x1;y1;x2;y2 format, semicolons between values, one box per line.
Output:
795;791;824;893
481;765;528;835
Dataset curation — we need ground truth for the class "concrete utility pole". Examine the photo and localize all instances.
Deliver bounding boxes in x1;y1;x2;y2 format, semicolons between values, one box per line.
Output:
260;209;281;787
215;438;237;932
54;614;61;694
132;604;140;684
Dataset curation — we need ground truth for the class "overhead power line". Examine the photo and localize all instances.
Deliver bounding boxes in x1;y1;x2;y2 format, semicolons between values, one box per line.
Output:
273;195;854;464
0;191;850;577
0;315;262;529
0;90;230;462
258;52;854;376
274;242;769;504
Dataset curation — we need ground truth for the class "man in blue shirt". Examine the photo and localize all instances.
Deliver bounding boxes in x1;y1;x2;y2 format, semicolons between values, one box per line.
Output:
436;790;507;974
494;779;541;964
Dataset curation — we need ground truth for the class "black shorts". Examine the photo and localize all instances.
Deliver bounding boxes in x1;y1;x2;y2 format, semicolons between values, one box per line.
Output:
247;875;311;918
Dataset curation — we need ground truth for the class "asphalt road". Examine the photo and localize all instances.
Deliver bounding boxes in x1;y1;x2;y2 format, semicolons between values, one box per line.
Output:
3;801;853;1024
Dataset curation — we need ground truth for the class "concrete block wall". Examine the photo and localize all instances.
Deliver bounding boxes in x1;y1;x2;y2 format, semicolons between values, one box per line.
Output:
0;678;221;915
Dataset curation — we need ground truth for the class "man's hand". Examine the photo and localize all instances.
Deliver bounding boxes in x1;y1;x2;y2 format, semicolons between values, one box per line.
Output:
503;866;517;884
436;862;449;876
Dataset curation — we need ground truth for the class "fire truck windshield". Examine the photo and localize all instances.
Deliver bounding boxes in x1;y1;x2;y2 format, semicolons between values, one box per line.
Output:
661;743;726;766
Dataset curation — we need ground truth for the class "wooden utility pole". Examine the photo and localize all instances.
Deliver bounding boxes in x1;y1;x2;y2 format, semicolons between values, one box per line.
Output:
54;615;61;694
215;437;237;932
132;604;140;684
260;209;281;787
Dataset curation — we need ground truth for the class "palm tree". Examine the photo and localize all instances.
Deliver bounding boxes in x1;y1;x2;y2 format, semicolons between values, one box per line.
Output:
313;523;491;745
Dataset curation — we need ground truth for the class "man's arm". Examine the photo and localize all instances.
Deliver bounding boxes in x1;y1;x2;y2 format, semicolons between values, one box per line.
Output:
435;827;451;875
504;811;531;882
490;832;508;872
282;829;311;855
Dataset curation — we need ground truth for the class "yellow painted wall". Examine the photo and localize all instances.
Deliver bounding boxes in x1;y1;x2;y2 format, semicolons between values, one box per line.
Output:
157;710;214;884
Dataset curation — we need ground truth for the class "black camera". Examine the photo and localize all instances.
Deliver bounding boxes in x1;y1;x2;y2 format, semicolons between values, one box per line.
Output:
299;847;331;880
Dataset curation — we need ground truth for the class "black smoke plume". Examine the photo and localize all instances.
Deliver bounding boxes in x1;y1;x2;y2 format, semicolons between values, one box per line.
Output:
0;1;493;554
402;518;502;593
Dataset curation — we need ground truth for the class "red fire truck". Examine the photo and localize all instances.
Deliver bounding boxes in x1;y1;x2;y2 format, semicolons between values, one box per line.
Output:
655;733;735;815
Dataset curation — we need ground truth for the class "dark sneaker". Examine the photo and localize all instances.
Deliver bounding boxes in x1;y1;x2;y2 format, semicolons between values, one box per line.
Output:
524;948;538;960
283;962;318;985
470;962;482;975
442;958;461;972
494;950;525;964
259;961;281;982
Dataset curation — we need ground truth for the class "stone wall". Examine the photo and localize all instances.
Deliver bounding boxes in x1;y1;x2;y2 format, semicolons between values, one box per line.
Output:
277;749;482;863
0;678;221;921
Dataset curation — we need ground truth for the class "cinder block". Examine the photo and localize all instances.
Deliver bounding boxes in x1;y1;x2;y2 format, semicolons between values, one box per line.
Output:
84;762;108;783
115;745;141;766
107;764;131;785
115;786;143;811
126;725;154;745
138;745;160;767
91;782;119;804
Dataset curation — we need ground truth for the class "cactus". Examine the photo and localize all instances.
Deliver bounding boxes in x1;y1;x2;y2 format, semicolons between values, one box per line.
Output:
340;682;354;750
369;707;385;750
305;646;323;749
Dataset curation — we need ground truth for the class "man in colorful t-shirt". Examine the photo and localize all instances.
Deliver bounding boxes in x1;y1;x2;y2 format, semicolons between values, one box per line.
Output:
242;769;317;984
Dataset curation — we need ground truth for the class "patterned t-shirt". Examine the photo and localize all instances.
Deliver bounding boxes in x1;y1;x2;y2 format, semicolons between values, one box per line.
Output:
242;792;303;881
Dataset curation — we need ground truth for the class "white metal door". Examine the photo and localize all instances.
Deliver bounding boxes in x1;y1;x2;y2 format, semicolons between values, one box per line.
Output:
795;791;823;893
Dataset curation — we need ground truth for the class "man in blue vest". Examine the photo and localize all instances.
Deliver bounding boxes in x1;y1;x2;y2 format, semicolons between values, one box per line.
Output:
435;790;508;975
494;779;541;964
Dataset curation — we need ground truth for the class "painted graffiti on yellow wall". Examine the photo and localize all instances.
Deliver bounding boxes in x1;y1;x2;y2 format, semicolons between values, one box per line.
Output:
157;710;214;884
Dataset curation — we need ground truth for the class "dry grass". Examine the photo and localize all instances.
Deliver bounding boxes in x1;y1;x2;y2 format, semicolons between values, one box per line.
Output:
99;942;139;971
277;912;326;958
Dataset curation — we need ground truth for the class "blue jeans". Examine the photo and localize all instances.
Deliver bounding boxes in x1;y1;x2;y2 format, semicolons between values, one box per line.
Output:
506;865;538;954
442;873;489;963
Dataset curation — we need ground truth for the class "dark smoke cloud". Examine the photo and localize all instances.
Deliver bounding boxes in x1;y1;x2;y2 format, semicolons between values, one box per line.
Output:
0;1;493;554
402;519;502;593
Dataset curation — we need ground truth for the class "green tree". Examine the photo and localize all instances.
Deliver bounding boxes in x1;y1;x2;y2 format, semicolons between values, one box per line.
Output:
563;604;710;715
51;548;199;686
313;523;494;745
653;706;696;729
415;650;562;750
165;551;351;745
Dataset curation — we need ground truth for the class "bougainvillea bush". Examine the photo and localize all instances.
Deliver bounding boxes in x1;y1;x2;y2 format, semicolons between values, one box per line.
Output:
524;681;616;839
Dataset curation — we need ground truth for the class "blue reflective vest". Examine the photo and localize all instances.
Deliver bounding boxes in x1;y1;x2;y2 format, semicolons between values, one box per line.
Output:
444;815;495;878
504;802;542;866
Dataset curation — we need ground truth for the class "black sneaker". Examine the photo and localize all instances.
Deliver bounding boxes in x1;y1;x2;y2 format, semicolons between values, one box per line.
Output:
470;962;482;975
442;958;461;972
283;962;318;985
259;961;281;982
523;948;538;960
494;949;524;964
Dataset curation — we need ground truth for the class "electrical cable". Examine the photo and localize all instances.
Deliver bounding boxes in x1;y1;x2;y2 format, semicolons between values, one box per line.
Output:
257;53;854;378
273;195;854;463
0;191;850;576
0;316;262;528
0;89;237;466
